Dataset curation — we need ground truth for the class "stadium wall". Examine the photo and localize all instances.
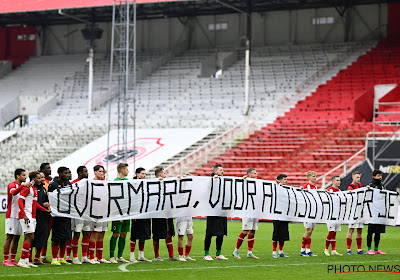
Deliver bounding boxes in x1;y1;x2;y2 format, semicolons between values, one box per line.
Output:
38;3;387;55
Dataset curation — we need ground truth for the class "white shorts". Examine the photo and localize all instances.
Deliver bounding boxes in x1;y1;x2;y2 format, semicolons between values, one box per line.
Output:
327;223;341;232
72;219;93;232
176;218;193;235
349;223;364;229
242;218;259;231
19;219;36;234
93;221;108;232
5;218;23;235
304;222;316;229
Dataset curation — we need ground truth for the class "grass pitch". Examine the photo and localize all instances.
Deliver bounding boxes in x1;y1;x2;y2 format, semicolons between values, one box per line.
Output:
0;214;399;279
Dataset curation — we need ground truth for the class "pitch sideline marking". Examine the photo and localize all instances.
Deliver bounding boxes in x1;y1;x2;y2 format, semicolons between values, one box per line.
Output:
0;259;398;277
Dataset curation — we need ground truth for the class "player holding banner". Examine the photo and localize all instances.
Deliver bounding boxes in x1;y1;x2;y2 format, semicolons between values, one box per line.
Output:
300;171;317;257
324;176;342;256
233;168;259;259
346;171;367;255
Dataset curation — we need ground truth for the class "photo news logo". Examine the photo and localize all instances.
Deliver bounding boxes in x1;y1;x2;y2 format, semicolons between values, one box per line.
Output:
328;264;400;274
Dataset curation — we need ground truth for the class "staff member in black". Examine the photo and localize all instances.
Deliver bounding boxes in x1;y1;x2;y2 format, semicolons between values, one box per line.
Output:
130;167;152;262
204;164;228;260
31;172;51;265
366;169;387;255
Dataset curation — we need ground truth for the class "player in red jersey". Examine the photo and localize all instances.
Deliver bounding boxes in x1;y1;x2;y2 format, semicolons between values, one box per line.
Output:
17;171;50;268
346;171;367;255
300;171;317;257
91;165;110;263
3;169;32;267
233;168;259;259
68;166;92;264
324;176;342;256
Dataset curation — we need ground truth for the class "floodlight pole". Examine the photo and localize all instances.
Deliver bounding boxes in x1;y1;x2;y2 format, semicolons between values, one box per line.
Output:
88;47;94;114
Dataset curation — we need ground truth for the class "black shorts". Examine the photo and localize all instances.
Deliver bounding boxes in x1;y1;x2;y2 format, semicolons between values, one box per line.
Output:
368;223;386;234
131;219;151;241
272;220;290;242
51;217;72;242
152;218;175;240
32;214;50;248
206;216;227;237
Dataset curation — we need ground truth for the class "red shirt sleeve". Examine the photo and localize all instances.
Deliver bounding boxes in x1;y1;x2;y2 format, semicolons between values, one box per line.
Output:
10;184;24;195
18;197;25;216
35;201;46;212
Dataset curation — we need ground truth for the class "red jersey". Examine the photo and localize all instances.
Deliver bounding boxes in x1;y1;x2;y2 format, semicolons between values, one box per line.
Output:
347;182;363;191
326;186;340;193
18;185;46;219
6;181;24;219
302;183;317;190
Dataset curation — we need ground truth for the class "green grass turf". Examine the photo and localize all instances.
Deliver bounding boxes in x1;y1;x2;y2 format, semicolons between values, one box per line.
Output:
0;213;399;279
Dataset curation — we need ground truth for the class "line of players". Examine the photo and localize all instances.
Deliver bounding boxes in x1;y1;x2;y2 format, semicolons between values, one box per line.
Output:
2;163;387;268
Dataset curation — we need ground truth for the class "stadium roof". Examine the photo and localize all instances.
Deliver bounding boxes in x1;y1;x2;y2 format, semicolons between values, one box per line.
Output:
0;0;182;14
0;0;399;25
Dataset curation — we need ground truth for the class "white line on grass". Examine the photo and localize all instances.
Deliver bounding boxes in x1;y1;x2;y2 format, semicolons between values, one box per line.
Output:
1;259;399;278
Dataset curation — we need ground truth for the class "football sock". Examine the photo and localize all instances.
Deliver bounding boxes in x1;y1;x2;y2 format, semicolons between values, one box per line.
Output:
204;250;209;256
89;241;95;260
185;245;192;256
130;240;136;253
216;236;223;251
325;233;331;249
28;248;32;262
10;249;17;261
153;240;160;258
138;250;144;259
374;233;381;249
117;237;126;258
59;245;66;259
346;238;352;250
41;247;47;259
216;250;221;256
236;232;246;250
139;241;145;252
82;236;90;258
66;241;72;258
272;241;277;252
331;233;336;251
71;236;79;258
204;235;212;252
278;241;284;251
21;241;31;260
4;250;9;261
301;237;307;251
96;241;104;260
356;237;362;250
247;234;254;252
367;232;372;248
178;247;184;256
166;238;174;258
109;236;118;258
305;238;311;253
51;246;59;260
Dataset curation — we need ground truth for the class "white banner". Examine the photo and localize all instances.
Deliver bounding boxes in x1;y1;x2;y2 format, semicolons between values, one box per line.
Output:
49;177;400;226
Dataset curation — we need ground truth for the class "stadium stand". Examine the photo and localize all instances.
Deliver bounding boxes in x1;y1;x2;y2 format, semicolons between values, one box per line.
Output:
194;40;400;187
0;41;383;189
